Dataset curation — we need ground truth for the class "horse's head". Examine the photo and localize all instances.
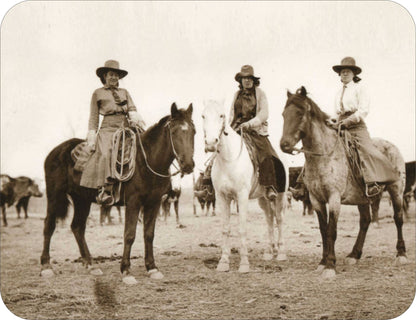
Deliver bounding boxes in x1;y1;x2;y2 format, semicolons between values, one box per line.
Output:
280;86;328;154
202;100;227;153
168;103;195;174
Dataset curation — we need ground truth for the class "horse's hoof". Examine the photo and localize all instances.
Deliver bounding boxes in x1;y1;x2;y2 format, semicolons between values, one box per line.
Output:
263;253;273;261
321;268;336;279
216;262;230;272
148;269;164;279
394;256;408;265
372;222;381;229
40;269;55;278
90;268;103;276
122;275;138;285
346;257;357;265
276;253;288;261
238;264;250;273
315;264;325;273
176;224;186;229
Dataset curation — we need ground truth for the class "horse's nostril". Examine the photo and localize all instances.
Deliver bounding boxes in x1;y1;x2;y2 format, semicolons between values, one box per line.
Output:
215;138;218;143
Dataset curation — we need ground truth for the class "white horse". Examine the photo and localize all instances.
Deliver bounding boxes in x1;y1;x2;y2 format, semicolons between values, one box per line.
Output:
202;100;287;273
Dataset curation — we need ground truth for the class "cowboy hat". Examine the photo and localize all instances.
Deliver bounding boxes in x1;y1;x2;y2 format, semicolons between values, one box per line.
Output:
234;65;260;82
96;60;128;79
332;57;362;75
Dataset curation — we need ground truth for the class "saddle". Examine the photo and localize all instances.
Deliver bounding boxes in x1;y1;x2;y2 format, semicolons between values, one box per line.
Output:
71;128;137;203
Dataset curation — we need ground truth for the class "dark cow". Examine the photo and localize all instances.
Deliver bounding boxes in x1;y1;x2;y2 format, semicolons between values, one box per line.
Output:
99;204;122;225
194;171;216;216
403;161;415;216
0;174;43;226
160;173;184;227
288;166;313;215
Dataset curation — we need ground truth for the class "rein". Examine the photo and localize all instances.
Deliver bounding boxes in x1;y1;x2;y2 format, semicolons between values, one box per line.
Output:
137;121;182;178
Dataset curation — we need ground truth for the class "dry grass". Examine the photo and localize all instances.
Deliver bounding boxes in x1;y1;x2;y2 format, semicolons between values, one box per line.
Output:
1;190;415;319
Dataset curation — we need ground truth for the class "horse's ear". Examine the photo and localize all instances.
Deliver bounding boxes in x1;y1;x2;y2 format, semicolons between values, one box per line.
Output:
186;103;193;116
300;86;307;97
287;90;293;98
171;102;179;117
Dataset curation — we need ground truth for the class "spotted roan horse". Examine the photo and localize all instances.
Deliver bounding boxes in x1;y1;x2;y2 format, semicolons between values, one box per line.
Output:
280;87;407;278
40;103;195;283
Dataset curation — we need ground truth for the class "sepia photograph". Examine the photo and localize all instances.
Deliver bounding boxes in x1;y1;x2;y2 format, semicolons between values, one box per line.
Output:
1;1;415;319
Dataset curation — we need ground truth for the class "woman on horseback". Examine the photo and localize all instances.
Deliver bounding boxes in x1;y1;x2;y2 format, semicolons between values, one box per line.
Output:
80;60;146;205
328;57;399;196
229;65;285;200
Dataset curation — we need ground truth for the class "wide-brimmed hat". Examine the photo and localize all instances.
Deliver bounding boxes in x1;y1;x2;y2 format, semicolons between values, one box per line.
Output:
332;57;362;75
235;65;260;82
96;60;128;79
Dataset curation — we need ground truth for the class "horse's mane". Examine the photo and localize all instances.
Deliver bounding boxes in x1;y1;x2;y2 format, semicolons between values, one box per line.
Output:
143;108;193;141
285;87;330;123
143;115;171;142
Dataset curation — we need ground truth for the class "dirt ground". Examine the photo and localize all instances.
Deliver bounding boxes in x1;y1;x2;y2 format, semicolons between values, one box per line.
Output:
1;190;415;320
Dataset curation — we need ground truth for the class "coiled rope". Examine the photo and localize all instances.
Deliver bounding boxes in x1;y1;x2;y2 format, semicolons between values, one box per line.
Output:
111;127;137;182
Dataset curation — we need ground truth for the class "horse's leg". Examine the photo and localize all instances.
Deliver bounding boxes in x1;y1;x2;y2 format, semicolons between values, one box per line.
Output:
274;192;287;261
387;184;407;264
258;197;274;261
370;194;382;228
212;199;216;216
322;194;341;278
346;204;371;265
174;200;182;227
120;199;141;281
70;196;95;272
310;196;328;273
143;201;164;279
237;191;250;273
217;194;231;272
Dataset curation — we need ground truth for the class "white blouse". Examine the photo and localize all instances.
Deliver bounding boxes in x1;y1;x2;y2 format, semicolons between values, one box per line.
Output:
333;81;370;122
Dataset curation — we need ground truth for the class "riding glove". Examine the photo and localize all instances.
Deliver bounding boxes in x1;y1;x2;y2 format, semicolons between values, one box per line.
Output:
128;111;146;130
339;115;360;129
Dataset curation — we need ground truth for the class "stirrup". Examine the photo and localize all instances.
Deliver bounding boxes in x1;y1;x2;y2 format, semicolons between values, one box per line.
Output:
365;182;383;198
96;187;115;206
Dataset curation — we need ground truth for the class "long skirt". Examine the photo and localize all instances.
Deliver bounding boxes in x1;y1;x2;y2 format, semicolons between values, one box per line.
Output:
342;118;398;184
80;115;128;189
244;131;286;192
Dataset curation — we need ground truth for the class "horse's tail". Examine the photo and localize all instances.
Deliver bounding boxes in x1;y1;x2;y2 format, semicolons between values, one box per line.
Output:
44;138;83;221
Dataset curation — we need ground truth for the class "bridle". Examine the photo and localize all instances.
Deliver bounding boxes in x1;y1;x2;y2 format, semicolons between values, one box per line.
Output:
288;100;341;157
206;116;244;163
137;119;191;178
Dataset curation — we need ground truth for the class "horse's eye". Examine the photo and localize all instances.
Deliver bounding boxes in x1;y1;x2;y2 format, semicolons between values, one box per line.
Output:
202;115;205;119
220;114;224;118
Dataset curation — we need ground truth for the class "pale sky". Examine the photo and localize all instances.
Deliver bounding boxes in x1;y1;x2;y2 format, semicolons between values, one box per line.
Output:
1;1;415;189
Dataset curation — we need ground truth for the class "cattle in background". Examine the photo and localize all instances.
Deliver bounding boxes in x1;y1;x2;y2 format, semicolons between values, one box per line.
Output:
403;161;416;216
160;172;184;228
193;171;216;216
100;204;122;225
0;174;43;226
288;167;313;215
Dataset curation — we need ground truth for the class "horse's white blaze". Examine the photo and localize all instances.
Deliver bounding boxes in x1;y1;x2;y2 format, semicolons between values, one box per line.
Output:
202;100;286;273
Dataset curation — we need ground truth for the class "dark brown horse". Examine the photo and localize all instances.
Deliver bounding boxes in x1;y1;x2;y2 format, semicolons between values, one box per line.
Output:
40;103;195;283
280;87;407;278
